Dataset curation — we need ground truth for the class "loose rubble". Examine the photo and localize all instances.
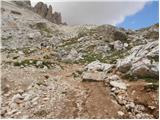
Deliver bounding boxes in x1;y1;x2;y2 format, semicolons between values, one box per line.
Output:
1;1;158;119
105;74;155;119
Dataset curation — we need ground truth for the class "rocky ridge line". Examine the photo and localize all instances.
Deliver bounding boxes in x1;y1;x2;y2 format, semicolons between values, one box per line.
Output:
33;2;65;25
13;0;66;25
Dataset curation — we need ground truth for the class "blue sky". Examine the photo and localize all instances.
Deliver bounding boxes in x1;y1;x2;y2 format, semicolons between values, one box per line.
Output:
117;1;159;30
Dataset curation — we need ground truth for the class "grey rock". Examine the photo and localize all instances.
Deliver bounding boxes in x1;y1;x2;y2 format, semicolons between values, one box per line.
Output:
125;102;135;110
85;60;113;72
117;41;159;79
117;111;124;116
116;58;132;73
82;71;106;81
63;48;82;62
36;61;43;66
11;94;24;104
124;43;128;48
131;58;158;78
107;75;120;81
110;40;123;51
109;80;127;90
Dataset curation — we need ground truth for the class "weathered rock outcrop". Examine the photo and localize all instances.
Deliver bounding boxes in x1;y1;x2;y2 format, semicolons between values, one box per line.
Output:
116;41;159;79
33;2;48;18
13;0;31;8
82;60;114;81
84;60;114;72
33;2;62;25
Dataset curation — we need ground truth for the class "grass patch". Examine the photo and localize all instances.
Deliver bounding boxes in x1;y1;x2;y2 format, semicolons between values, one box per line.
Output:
143;77;158;83
144;82;159;91
60;37;78;47
22;48;36;56
74;49;129;64
13;59;55;69
121;73;135;81
77;52;107;64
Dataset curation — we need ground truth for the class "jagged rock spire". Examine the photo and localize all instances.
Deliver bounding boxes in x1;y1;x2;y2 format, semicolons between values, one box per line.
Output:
33;2;63;25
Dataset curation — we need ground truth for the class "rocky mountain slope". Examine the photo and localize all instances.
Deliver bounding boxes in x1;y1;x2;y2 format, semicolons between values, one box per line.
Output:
12;0;64;25
1;1;159;119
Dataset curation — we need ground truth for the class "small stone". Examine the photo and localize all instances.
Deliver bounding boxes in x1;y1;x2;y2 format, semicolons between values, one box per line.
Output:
23;93;33;101
43;66;48;70
32;101;38;105
18;51;24;55
148;106;156;110
110;80;127;90
11;94;24;104
111;87;116;92
20;65;24;68
29;60;33;63
10;103;18;109
1;108;7;116
44;75;49;79
24;101;32;108
4;92;11;97
107;75;120;81
126;102;135;110
43;97;49;101
22;115;29;119
136;113;141;119
31;97;39;102
17;89;24;94
36;61;43;66
134;105;145;112
8;109;18;115
124;43;128;47
118;111;124;116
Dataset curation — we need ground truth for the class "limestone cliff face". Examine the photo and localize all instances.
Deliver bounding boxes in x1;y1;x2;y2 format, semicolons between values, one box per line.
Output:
46;5;53;21
33;2;63;25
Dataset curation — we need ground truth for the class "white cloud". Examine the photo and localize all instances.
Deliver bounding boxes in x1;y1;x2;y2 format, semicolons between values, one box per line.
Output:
31;0;149;25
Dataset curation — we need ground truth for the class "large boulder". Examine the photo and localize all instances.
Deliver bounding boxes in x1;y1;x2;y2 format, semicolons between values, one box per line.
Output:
84;60;114;72
82;60;114;81
116;41;159;79
116;58;132;73
105;74;127;90
110;40;124;51
131;58;159;78
109;80;127;90
62;48;82;62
